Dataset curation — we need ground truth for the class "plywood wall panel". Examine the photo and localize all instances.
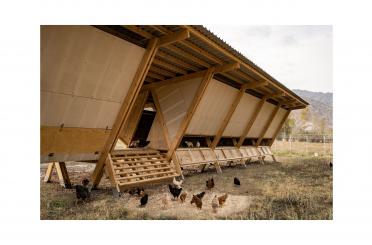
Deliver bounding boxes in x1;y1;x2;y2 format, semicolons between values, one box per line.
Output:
186;79;238;136
247;102;276;138
41;25;145;131
147;113;168;150
153;77;202;143
223;93;261;137
264;107;288;138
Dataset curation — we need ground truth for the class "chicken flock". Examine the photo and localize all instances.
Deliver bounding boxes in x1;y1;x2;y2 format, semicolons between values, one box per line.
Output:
74;175;241;214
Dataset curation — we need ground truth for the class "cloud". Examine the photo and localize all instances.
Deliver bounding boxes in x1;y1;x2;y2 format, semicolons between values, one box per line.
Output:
205;25;332;93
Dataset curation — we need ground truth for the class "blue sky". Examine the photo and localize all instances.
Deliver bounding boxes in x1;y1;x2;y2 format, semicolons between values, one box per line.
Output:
205;25;332;93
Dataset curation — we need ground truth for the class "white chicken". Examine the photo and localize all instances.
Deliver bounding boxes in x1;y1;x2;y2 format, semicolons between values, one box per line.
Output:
173;177;183;189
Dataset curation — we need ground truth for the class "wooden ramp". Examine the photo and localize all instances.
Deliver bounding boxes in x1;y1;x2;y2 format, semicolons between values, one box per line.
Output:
106;149;179;192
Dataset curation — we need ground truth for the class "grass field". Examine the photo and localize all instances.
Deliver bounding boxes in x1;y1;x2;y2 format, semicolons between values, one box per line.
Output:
40;153;333;220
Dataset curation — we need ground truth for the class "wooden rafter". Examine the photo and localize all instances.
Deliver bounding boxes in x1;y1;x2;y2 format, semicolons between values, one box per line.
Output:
122;25;152;39
153;25;221;65
256;104;282;146
270;109;291;146
147;71;166;80
153;58;188;75
166;68;215;161
237;97;267;147
91;38;159;189
156;50;199;71
150;65;177;77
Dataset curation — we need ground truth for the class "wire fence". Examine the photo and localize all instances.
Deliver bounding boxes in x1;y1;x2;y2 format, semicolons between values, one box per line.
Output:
272;133;333;157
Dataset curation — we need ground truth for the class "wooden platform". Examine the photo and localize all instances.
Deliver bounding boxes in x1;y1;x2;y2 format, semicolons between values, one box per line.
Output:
106;149;179;192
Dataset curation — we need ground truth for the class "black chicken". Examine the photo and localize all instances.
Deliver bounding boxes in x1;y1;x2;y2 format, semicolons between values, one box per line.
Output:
75;185;90;201
330;161;333;168
196;191;206;200
206;178;214;190
234;177;241;186
168;184;182;200
140;193;148;206
75;178;90;201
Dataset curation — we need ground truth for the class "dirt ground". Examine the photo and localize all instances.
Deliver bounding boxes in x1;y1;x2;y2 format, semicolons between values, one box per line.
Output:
40;156;333;220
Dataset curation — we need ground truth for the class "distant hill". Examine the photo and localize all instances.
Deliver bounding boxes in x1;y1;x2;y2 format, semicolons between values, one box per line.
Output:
288;89;333;134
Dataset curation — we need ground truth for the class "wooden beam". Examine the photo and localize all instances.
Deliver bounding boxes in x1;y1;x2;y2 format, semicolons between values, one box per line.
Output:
237;97;267;147
211;85;247;149
158;29;190;47
91;38;159;189
166;68;215;161
266;92;286;99
245;81;268;90
142;63;241;90
214;62;240;73
256;104;282;146
270;109;291;146
142;70;207;90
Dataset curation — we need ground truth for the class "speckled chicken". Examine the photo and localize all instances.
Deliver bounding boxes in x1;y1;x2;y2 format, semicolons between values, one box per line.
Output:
212;195;219;213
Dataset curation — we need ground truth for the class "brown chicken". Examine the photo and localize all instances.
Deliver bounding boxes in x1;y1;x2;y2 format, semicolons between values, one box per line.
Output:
206;177;214;190
218;193;228;206
191;195;203;209
180;192;187;203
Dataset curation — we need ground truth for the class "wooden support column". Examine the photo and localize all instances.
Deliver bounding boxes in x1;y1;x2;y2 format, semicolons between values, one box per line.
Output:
150;88;186;177
269;109;291;146
211;85;247;149
166;68;215;161
44;162;72;188
91;38;159;189
237;97;267;147
256;104;282;146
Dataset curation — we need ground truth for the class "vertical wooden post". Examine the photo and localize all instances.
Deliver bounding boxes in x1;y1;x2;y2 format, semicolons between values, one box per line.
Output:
166;68;215;161
91;38;159;189
237;97;267;147
55;162;72;188
210;85;246;149
43;162;55;183
269;109;291;146
256;104;281;146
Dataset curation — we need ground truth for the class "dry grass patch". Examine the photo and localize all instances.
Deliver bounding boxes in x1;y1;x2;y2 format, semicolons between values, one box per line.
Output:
40;156;332;220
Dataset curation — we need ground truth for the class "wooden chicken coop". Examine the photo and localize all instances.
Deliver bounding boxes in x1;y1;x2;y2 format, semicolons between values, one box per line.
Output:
40;25;308;193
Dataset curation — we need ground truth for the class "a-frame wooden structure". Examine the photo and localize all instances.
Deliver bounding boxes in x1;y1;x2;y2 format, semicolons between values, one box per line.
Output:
41;25;308;193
